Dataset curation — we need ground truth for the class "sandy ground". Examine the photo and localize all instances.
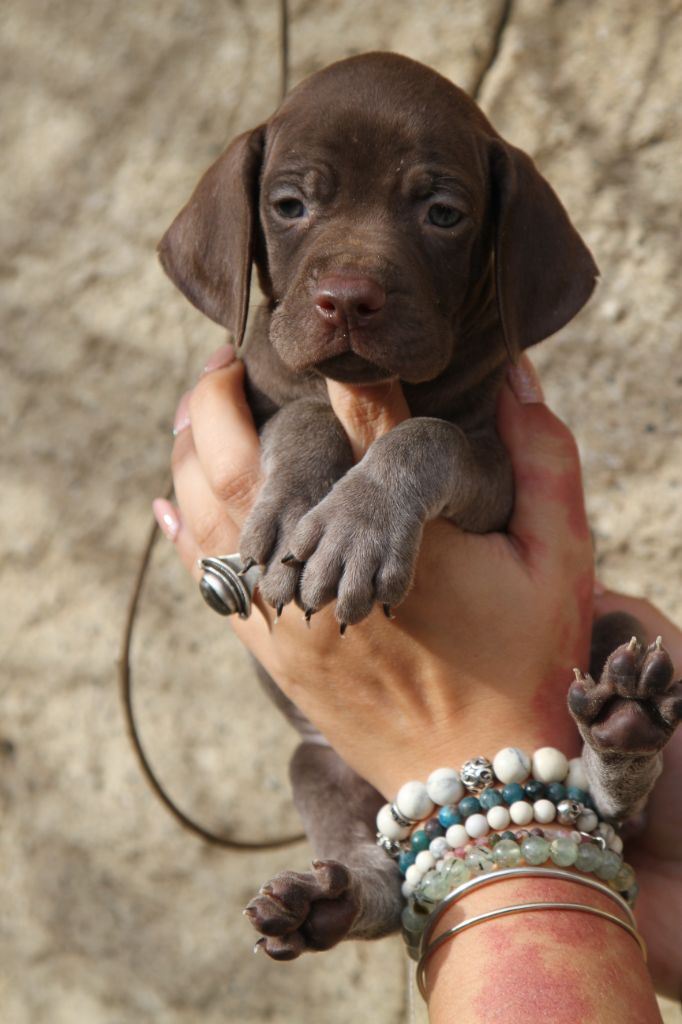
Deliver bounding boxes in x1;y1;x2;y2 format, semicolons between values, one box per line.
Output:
2;1;681;1021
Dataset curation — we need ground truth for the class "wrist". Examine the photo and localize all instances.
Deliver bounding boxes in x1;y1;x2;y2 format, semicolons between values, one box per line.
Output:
423;872;657;1024
375;743;657;1023
374;693;583;800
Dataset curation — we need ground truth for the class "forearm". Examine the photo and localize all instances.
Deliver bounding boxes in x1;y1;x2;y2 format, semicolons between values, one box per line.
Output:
379;747;659;1022
424;873;659;1023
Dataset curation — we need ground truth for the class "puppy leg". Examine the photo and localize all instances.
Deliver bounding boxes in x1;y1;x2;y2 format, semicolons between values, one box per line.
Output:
244;743;402;959
239;398;354;612
286;418;513;625
570;622;682;821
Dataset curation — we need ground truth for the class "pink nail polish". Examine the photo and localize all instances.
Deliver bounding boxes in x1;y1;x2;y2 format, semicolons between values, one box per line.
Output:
152;498;180;541
201;344;236;375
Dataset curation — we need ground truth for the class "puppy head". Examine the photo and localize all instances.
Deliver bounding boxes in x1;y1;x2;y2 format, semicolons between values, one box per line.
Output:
159;53;598;377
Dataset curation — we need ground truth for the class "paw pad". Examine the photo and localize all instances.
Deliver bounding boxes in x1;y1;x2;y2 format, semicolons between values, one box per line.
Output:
569;636;682;754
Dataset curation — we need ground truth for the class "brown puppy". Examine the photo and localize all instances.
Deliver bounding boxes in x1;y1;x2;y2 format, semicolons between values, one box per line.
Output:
160;51;597;628
159;53;681;959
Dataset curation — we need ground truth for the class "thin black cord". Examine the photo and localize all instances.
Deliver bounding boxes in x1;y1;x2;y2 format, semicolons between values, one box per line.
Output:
119;5;301;850
280;0;290;99
118;483;304;850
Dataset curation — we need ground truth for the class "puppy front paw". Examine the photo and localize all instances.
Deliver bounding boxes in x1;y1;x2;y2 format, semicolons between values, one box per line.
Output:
284;468;421;626
569;636;682;754
244;860;358;960
239;489;311;612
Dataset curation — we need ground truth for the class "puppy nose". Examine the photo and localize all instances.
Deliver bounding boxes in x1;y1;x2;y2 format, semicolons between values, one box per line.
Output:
315;274;386;326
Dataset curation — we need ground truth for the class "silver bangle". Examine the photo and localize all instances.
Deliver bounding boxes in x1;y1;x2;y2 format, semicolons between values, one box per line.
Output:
418;865;637;954
417;897;647;999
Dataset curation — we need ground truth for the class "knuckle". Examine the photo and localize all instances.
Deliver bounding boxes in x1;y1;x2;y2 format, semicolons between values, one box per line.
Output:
192;509;232;554
211;461;262;513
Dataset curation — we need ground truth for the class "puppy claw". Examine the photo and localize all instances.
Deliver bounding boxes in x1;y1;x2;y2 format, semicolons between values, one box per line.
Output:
573;668;595;688
654;635;663;651
281;552;299;566
383;603;395;620
253;938;265;954
339;622;347;637
628;636;640;652
238;557;258;576
304;608;313;627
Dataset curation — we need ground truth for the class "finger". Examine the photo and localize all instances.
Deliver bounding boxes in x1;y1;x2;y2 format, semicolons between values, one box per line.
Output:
593;588;682;665
152;497;181;542
497;360;590;566
152;495;211;579
326;378;411;461
168;432;276;625
188;360;263;528
171;421;242;557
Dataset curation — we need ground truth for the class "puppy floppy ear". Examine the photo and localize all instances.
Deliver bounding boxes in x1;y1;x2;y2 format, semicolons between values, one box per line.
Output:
490;139;599;358
158;126;265;346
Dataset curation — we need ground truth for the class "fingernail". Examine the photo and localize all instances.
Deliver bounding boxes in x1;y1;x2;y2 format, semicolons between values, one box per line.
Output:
172;390;192;436
201;343;236;376
506;355;544;404
152;498;181;541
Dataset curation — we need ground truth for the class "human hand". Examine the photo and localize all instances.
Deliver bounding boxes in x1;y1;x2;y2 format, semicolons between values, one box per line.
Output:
159;346;594;799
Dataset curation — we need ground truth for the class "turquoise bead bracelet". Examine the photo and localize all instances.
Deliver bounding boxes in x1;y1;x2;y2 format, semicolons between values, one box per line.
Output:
380;746;643;1000
376;746;624;902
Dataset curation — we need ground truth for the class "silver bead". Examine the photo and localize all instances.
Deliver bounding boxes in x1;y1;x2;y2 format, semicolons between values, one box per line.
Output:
390;803;414;829
376;833;401;857
460;756;494;792
556;798;584;825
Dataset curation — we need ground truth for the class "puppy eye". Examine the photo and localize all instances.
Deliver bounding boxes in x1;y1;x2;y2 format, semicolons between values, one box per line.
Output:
427;203;462;228
274;198;306;219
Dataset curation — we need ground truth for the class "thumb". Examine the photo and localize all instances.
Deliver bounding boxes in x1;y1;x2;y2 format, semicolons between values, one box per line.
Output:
497;356;591;562
326;378;411;460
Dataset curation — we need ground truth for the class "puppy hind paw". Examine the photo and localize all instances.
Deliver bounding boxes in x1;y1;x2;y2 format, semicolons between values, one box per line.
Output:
244;860;358;959
569;636;682;754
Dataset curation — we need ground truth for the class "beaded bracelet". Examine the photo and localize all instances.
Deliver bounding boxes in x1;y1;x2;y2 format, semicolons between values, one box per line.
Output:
376;744;638;960
375;746;623;892
401;832;638;959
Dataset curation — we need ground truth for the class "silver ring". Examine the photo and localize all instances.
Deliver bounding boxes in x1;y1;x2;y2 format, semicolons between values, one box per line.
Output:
198;554;260;618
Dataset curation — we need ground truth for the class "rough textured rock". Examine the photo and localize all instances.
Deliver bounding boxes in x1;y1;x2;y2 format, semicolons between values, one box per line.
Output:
2;1;680;1020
